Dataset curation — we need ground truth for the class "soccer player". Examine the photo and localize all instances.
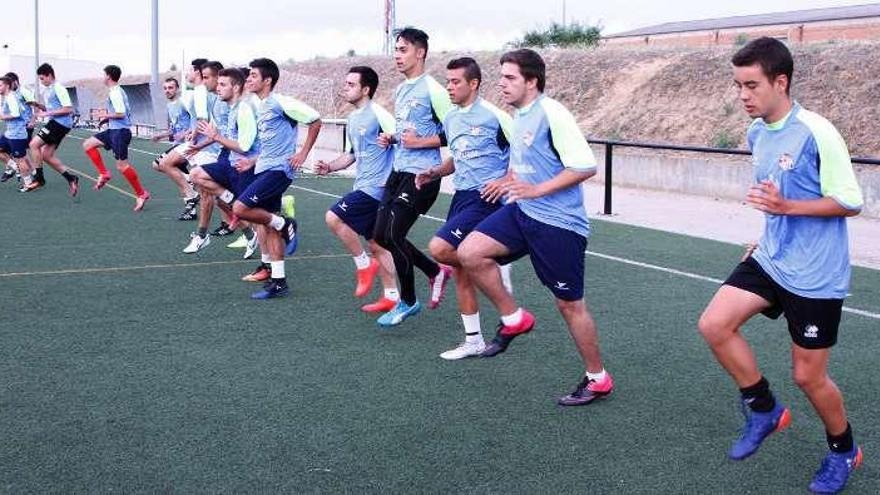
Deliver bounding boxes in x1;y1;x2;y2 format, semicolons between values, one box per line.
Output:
414;57;514;359
24;64;79;195
372;27;453;327
0;76;32;190
151;77;191;180
183;67;259;258
156;58;215;221
81;65;151;211
314;66;399;313
458;48;614;406
697;37;863;493
237;57;320;299
0;72;38;186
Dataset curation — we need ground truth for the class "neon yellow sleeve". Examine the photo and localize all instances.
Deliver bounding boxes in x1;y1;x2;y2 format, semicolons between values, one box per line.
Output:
278;95;320;124
541;97;596;170
372;102;397;135
426;76;453;123
20;87;36;103
54;83;72;107
797;110;863;210
6;94;21;117
236;104;257;152
480;100;513;142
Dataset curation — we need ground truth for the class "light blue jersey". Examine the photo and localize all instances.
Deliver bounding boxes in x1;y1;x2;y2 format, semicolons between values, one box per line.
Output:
509;95;596;238
44;82;73;128
204;94;229;155
346;101;395;200
749;103;863;299
2;93;27;139
444;97;512;191
225;99;260;162
255;93;320;178
166;98;191;143
16;89;34;127
391;74;452;173
106;85;131;130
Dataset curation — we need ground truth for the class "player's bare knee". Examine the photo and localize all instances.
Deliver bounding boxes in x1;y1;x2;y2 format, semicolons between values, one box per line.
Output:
697;311;729;343
428;237;454;264
231;201;249;217
792;361;825;391
325;210;340;229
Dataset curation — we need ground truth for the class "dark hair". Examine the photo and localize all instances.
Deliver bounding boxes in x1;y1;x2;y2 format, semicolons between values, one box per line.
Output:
164;77;179;88
37;63;55;77
249;58;280;89
348;66;379;98
191;58;208;70
396;27;429;56
500;48;545;92
104;65;122;82
238;67;251;81
0;76;12;87
218;67;244;90
731;37;794;94
447;57;482;88
4;72;19;89
200;61;224;77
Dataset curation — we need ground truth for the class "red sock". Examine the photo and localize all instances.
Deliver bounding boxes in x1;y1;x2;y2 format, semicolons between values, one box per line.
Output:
85;148;109;176
120;165;146;196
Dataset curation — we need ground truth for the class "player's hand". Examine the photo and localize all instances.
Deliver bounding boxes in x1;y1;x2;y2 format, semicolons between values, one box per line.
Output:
234;158;255;173
480;176;512;203
289;151;307;170
399;129;420;149
741;242;759;262
377;132;395;148
197;121;218;140
747;180;789;215
503;176;541;202
414;169;436;190
314;160;331;175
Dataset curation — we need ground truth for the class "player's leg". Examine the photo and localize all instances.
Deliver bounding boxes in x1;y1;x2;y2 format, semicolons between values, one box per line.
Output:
82;132;113;189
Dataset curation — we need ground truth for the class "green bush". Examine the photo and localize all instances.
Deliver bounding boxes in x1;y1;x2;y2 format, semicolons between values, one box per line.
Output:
514;22;602;49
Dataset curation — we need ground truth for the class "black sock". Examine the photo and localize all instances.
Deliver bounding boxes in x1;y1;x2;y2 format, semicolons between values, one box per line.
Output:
34;168;45;182
61;171;75;182
827;423;854;453
740;376;776;412
197;227;208;237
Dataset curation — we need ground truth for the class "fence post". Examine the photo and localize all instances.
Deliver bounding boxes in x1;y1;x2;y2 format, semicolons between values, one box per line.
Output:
341;123;347;152
603;143;613;215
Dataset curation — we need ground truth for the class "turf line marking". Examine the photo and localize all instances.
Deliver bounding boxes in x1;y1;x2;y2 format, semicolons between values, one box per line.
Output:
291;185;880;321
0;254;350;278
67;134;161;157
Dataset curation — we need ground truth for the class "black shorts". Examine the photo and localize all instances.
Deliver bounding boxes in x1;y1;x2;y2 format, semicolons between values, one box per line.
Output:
380;170;440;215
724;257;843;349
94;128;132;161
35;120;70;147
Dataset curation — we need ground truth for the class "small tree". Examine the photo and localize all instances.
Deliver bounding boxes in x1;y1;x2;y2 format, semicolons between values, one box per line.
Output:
168;63;177;71
513;22;602;49
346;49;356;57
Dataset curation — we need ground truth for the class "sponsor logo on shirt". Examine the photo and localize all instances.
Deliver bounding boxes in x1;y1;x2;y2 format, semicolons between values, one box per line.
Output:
777;153;795;171
510;163;536;175
470;126;483;136
358;126;367;136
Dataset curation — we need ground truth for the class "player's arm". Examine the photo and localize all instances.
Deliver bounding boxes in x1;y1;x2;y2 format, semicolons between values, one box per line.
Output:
315;153;356;175
41;85;73;117
747;124;863;218
281;97;322;169
104;89;127;120
0;96;20;121
415;156;454;190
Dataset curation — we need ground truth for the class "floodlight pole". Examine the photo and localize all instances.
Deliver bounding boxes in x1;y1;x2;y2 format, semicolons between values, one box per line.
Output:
34;0;39;90
149;0;162;129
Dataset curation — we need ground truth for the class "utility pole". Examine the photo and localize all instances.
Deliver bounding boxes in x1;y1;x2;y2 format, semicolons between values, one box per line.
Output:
562;0;567;26
384;0;396;55
34;0;39;91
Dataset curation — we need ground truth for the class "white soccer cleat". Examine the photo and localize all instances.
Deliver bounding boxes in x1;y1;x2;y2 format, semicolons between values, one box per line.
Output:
439;340;486;360
182;233;211;253
243;234;258;259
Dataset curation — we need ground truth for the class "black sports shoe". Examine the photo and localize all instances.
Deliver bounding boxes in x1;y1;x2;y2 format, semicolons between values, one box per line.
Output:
480;323;518;357
212;221;235;236
178;197;199;221
0;170;14;183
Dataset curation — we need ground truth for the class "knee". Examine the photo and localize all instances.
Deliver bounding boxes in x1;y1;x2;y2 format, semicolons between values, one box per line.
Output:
555;298;582;316
428;238;455;264
792;364;825;391
697;311;731;345
81;141;90;151
325;210;340;229
232;201;247;217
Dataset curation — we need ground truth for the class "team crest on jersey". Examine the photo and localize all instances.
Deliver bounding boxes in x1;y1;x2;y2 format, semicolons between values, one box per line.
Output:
358;126;367;136
521;131;534;147
777;153;795;171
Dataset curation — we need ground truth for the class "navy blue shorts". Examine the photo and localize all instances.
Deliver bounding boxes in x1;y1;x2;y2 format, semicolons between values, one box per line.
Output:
203;163;255;198
237;170;291;213
436;190;502;249
475;203;587;301
330;189;381;240
0;136;29;158
94;128;132;160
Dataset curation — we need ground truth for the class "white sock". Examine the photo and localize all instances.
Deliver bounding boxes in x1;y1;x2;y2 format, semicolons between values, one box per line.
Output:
384;288;400;301
585;369;607;382
22;174;33;186
218;189;234;204
7;159;18;171
353;251;370;270
270;260;285;279
269;214;285;230
461;313;483;342
500;307;523;327
500;263;513;295
261;253;271;264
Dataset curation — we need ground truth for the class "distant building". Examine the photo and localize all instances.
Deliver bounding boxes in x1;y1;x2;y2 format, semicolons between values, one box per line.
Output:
605;3;880;47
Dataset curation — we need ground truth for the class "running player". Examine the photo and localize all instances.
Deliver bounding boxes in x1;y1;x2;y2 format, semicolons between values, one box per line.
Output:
314;66;399;313
373;27;453;327
151;77;191;183
0;72;41;186
237;57;320;299
458;49;614;406
183;67;259;258
24;64;79;195
697;37;863;493
0;76;32;191
81;65;151;211
414;57;514;359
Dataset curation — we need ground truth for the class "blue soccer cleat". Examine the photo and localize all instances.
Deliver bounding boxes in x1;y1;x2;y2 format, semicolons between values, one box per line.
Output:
729;400;791;460
251;279;290;300
809;446;862;494
283;218;298;256
377;300;421;327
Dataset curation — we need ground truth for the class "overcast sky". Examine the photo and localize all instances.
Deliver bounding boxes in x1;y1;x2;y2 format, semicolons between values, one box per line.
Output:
1;0;873;73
